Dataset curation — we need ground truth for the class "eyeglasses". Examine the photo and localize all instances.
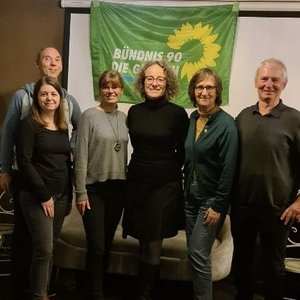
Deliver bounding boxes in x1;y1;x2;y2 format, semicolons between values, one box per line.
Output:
102;86;121;91
195;85;216;93
145;76;166;85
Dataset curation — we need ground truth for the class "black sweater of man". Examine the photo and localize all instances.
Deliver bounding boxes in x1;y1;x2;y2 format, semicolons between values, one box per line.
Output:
234;100;300;215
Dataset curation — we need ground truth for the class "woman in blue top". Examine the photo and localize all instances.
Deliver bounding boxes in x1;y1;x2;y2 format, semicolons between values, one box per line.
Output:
184;68;238;300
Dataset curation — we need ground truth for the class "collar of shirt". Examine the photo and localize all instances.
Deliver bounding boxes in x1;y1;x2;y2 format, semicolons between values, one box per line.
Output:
252;99;284;118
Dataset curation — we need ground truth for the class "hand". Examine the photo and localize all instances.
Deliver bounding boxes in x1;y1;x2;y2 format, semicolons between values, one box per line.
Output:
280;198;300;225
76;199;90;216
41;197;55;218
204;207;220;227
0;173;12;193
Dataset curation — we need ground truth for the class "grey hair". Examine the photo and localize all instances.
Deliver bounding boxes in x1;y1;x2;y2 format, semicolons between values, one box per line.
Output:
255;58;288;84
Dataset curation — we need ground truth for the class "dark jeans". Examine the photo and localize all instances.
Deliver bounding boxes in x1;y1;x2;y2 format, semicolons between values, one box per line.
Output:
231;209;289;300
82;180;125;300
20;190;68;300
10;171;32;299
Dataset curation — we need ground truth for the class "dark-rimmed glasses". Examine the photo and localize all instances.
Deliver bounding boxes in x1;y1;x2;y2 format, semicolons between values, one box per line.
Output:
195;85;216;93
145;76;166;85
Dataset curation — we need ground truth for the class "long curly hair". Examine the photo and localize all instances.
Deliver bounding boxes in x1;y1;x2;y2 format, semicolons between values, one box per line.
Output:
134;60;179;101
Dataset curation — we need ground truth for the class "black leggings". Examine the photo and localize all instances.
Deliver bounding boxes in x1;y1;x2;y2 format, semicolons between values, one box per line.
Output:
82;180;125;297
139;239;163;265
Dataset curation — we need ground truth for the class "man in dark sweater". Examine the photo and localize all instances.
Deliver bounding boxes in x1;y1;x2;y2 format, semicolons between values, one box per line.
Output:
231;58;300;300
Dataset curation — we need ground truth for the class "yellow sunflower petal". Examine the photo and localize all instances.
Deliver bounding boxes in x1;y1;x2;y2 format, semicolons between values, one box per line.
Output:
198;24;214;39
202;34;219;45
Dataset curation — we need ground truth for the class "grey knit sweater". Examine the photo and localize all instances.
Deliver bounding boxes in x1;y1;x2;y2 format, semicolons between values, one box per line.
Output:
74;107;128;202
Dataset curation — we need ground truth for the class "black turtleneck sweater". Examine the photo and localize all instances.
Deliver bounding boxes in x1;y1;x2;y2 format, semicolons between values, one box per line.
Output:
127;98;189;183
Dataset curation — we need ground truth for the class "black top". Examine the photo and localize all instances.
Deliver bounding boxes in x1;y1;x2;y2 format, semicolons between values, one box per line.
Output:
16;115;71;202
127;98;189;183
234;100;300;214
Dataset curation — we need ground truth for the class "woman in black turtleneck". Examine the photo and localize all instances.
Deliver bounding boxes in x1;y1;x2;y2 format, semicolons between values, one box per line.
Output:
123;60;189;299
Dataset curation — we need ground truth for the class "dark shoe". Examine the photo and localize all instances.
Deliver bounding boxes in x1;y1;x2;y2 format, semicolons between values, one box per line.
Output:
136;262;159;300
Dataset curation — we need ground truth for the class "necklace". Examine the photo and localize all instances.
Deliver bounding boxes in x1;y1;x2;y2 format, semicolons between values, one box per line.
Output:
104;111;121;152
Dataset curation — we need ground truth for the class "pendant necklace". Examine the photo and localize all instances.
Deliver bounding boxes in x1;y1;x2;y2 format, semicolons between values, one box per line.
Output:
105;111;121;152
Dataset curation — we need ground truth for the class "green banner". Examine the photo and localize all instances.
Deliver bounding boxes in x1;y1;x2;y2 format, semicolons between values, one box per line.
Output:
90;1;238;107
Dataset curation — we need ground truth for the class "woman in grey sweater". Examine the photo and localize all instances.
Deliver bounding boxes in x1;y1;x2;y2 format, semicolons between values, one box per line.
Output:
74;70;128;300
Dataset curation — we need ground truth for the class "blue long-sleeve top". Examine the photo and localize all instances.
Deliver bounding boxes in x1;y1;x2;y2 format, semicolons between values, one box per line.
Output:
184;109;239;214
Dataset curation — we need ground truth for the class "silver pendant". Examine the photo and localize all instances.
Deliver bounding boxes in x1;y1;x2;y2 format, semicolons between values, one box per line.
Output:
114;142;121;152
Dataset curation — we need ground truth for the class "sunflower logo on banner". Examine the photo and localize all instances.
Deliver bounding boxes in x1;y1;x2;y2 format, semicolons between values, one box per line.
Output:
90;1;238;107
168;22;221;82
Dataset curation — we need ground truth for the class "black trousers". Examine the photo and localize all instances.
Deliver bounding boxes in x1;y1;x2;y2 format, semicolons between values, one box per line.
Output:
82;180;125;299
10;171;32;299
231;209;289;300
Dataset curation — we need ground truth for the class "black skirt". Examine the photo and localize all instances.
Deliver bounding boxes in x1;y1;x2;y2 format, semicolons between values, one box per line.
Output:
122;179;184;242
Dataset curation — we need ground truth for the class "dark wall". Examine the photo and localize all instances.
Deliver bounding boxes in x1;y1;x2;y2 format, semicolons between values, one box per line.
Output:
0;0;65;127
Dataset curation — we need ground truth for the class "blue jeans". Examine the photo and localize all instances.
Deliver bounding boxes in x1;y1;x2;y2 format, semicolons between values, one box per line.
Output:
231;208;288;300
82;180;125;300
185;178;221;300
20;190;68;300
